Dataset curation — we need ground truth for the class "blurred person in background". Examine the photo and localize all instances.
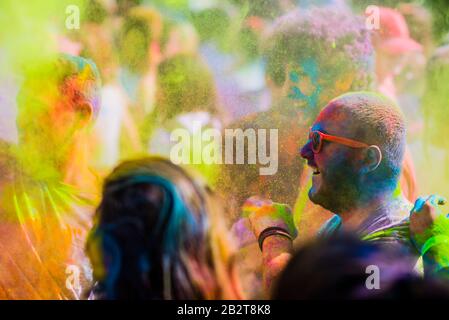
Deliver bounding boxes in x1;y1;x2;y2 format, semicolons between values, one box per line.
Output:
398;3;434;58
146;54;226;185
372;6;423;102
117;6;163;121
86;157;243;299
79;0;142;172
193;3;274;121
273;233;449;299
0;55;101;299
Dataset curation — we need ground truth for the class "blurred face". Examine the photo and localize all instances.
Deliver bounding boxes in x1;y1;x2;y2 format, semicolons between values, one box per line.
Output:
283;59;322;111
46;77;97;146
120;27;149;73
280;61;355;117
299;107;365;213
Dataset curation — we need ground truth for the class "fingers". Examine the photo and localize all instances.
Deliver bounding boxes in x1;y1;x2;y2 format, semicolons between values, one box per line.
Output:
412;195;447;214
411;196;428;213
242;196;273;217
243;198;297;239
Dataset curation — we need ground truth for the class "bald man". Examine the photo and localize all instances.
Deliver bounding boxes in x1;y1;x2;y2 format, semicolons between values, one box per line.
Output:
247;92;420;292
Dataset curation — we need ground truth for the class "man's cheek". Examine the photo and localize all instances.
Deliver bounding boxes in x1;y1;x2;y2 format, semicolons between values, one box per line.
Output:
322;152;344;176
325;155;354;188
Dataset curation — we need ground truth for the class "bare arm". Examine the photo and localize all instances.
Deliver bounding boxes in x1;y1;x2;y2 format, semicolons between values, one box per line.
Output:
244;197;297;296
261;236;293;294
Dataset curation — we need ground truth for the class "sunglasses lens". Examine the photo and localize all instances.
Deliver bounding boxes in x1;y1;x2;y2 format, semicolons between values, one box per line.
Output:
311;132;321;152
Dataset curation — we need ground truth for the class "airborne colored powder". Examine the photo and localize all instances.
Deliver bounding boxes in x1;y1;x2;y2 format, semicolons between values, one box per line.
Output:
0;0;449;301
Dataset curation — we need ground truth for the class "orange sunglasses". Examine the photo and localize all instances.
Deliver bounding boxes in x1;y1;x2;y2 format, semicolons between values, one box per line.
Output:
308;130;370;153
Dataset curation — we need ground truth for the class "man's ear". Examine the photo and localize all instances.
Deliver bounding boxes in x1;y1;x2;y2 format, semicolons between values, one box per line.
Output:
361;145;382;173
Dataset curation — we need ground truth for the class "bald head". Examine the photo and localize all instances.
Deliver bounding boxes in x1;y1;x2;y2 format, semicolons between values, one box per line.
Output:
319;91;406;184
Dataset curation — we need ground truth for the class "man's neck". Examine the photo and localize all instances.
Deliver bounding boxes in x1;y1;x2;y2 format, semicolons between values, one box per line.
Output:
338;192;395;231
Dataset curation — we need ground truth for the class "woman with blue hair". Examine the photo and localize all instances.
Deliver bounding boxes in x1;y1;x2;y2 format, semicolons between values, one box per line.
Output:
86;157;243;299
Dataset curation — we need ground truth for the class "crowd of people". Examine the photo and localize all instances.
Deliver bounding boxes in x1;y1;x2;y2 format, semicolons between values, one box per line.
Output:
1;0;449;299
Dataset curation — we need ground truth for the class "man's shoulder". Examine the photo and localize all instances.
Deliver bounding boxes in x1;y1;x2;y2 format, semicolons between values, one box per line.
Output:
360;197;416;256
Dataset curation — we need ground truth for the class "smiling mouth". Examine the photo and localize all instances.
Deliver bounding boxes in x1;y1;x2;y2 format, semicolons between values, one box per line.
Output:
308;163;321;175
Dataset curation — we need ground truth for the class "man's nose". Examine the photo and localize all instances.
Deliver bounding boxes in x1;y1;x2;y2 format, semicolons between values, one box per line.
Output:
300;140;314;160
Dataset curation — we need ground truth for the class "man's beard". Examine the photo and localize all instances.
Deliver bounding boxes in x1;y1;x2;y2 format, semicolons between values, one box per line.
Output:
309;165;362;214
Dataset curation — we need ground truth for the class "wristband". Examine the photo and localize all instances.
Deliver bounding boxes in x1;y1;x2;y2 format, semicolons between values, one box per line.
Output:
258;226;293;251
